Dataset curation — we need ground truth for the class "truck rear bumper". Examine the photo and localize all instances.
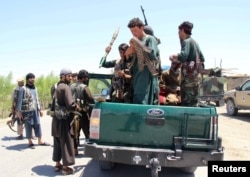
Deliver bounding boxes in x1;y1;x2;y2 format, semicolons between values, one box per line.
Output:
84;142;224;167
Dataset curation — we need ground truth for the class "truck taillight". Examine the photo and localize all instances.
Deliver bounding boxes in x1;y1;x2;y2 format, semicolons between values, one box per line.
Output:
89;109;101;139
209;116;218;140
212;116;217;125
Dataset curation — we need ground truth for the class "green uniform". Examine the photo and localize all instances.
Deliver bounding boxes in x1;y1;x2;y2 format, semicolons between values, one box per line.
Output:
130;35;160;105
178;37;205;106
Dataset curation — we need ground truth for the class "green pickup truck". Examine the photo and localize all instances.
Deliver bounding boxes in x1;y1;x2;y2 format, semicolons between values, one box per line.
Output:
85;73;224;177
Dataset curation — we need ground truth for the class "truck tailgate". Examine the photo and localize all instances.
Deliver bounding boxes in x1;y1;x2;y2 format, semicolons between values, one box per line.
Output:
90;102;217;148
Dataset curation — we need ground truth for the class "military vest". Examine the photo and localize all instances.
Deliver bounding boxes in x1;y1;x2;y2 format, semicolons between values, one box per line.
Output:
71;82;88;111
21;87;36;112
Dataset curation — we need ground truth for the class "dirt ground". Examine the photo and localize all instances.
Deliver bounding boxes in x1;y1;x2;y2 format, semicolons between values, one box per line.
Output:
1;106;249;162
216;106;250;160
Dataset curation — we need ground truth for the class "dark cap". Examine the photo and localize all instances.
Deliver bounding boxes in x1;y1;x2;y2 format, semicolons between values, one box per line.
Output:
178;21;193;35
78;69;89;79
60;68;72;76
72;72;78;77
144;25;154;36
118;43;129;52
26;73;35;80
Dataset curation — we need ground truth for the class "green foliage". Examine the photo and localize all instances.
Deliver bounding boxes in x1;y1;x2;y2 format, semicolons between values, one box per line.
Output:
35;71;59;109
0;71;111;119
0;73;15;118
0;72;59;119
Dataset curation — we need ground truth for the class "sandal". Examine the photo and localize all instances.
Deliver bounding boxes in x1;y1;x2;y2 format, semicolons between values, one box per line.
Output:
28;143;35;149
62;166;74;175
54;164;63;172
38;142;50;146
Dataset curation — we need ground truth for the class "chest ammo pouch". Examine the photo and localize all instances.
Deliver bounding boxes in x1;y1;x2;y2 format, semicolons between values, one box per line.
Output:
51;84;69;120
71;83;88;112
21;87;36;119
54;99;69;120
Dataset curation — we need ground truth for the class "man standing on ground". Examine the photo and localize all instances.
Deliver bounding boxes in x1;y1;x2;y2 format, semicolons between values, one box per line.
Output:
11;77;25;140
70;69;95;155
51;68;80;175
16;73;49;148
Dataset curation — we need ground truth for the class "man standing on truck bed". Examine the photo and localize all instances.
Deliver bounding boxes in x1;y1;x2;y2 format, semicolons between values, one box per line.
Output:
101;43;133;103
169;21;205;106
126;17;160;105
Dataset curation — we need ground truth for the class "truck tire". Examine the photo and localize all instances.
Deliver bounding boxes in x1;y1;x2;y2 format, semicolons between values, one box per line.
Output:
226;99;238;116
179;167;197;173
99;160;114;170
217;136;223;150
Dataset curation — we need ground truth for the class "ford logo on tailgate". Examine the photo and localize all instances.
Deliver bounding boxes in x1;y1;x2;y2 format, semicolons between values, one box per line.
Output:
147;108;164;116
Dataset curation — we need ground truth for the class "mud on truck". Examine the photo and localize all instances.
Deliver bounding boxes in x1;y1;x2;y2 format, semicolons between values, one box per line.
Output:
84;73;224;177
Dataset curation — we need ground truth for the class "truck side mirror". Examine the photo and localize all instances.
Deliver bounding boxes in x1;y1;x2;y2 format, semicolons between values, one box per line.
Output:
235;86;241;91
101;88;109;96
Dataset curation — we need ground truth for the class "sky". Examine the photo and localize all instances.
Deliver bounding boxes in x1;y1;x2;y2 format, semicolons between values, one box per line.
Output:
1;0;250;82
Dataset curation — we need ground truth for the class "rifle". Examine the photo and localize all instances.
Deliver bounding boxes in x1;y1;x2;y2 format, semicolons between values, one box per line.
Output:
141;5;148;25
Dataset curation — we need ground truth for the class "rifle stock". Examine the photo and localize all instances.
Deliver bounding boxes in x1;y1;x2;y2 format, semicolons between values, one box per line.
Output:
7;108;18;132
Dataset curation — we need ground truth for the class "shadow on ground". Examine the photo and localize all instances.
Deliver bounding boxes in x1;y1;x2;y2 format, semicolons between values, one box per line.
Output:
32;164;86;177
80;159;195;177
219;112;250;123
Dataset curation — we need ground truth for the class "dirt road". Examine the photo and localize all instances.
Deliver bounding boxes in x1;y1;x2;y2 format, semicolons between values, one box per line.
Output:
0;106;249;177
216;106;250;160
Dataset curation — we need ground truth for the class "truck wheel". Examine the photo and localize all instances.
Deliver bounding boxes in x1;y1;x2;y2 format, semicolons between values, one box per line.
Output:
226;99;238;116
99;160;114;170
179;167;197;173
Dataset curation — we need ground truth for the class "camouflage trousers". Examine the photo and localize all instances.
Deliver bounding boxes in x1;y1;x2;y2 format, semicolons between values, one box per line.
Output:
181;76;201;107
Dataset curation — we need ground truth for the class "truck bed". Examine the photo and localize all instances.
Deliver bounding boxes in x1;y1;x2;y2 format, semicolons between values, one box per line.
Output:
90;102;218;150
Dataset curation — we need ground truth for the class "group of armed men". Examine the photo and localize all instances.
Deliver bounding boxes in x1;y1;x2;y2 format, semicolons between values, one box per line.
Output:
102;17;204;107
9;17;205;175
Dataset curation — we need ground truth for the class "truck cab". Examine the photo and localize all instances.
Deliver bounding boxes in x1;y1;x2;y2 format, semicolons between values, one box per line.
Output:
224;79;250;116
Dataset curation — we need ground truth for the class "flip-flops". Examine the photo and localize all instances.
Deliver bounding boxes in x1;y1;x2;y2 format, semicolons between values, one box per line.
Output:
54;164;63;172
38;142;50;146
28;143;35;149
62;166;74;175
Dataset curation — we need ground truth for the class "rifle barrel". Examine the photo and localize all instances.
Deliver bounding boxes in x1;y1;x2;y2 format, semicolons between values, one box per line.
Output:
140;5;148;26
